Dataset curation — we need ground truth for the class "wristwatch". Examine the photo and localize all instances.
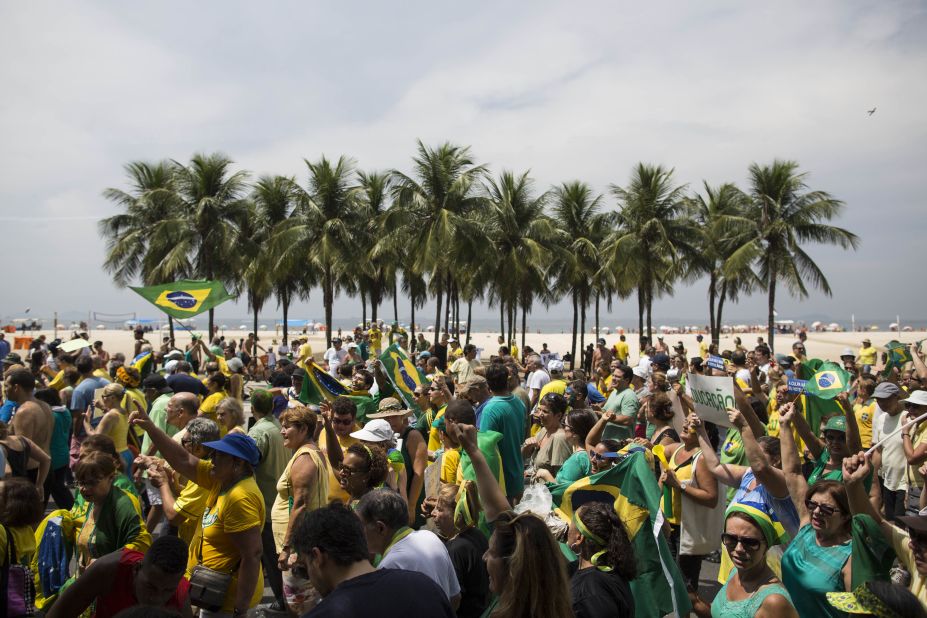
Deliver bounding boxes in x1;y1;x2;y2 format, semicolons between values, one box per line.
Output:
679;480;690;492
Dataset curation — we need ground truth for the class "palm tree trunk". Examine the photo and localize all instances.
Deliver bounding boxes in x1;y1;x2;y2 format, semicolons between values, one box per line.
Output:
708;273;717;344
433;276;443;346
637;287;644;343
371;286;378;323
393;280;399;325
521;302;527;358
455;285;461;337
443;278;451;336
767;272;777;354
466;299;473;345
717;284;728;343
168;316;175;347
361;290;367;327
571;291;578;369
208;308;215;342
282;294;289;345
580;296;587;373
499;302;504;339
507;302;515;351
595;292;600;339
324;268;333;348
645;280;653;345
410;295;416;349
253;305;258;341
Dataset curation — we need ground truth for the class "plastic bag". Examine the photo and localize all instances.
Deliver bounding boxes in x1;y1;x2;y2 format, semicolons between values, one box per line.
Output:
515;483;553;516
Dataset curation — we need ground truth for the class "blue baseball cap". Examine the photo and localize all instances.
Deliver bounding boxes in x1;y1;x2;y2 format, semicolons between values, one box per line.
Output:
202;433;261;466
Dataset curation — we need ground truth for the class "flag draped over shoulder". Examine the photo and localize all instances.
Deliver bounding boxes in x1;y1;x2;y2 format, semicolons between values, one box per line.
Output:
379;343;423;416
798;359;851;436
299;361;348;405
550;451;691;618
130;279;232;319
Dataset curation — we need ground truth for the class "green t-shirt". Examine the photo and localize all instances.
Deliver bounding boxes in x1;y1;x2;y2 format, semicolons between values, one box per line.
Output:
140;393;177;456
603;388;640;441
479;395;526;498
554;451;592;484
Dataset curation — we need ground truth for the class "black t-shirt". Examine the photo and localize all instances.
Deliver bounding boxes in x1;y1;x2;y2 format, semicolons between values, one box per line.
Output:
446;528;491;618
166;373;208;397
304;568;454;618
570;567;634;618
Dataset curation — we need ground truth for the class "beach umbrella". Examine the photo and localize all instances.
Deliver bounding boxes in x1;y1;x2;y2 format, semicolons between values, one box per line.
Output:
903;326;913;332
828;322;841;331
259;324;268;330
96;325;106;330
812;321;822;330
889;323;899;331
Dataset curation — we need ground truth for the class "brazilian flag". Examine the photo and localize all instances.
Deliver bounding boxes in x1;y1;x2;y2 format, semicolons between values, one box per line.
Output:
379;343;424;416
883;340;912;377
299;361;348;405
798;359;850;435
550;451;691;618
803;361;851;400
130;279;232;319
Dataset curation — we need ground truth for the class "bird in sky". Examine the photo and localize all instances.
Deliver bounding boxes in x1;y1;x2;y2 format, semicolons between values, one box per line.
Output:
867;107;877;116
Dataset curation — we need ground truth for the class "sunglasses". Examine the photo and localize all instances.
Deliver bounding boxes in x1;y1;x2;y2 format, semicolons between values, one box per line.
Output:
589;450;619;461
721;533;762;552
805;499;839;517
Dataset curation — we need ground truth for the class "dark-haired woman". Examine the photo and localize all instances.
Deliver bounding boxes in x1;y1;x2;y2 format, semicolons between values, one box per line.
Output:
711;508;796;617
568;502;637;618
522;393;571;478
535;409;598;485
0;476;43;567
339;442;389;509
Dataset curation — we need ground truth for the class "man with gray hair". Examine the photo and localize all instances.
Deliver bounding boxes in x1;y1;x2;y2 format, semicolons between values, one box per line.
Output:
146;416;220;544
164;391;200;444
356;489;461;608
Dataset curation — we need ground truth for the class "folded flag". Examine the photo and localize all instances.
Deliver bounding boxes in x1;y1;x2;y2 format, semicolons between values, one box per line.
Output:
130;279;232;319
883;340;912;377
550;451;691;618
379;343;424;416
299;361;348;405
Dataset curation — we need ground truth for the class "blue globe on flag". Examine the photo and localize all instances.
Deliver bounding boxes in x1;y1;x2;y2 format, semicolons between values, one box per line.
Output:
817;372;835;388
165;291;197;308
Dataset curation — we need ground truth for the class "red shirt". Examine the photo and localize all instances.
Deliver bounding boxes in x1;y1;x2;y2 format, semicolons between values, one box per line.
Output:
93;549;190;618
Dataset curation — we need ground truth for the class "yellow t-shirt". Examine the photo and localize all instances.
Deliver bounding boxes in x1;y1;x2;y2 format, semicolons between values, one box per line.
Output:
0;524;36;565
428;405;448;453
908;423;927;491
297;343;313;368
613;341;629;362
216;356;231;377
319;430;360;504
441;448;461;484
200;392;226;417
854;400;876;449
368;328;383;351
889;524;927;607
103;411;130;453
450;347;464;359
93;369;111;380
699;342;709;359
188;460;265;612
510;345;519;359
538;379;567;401
173;479;210;545
858;346;878;367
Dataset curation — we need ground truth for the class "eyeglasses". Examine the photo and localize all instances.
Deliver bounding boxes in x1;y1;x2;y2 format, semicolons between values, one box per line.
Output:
721;533;763;552
805;499;839;517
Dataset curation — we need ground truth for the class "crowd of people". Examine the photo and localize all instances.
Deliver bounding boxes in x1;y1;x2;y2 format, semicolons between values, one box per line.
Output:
3;325;927;617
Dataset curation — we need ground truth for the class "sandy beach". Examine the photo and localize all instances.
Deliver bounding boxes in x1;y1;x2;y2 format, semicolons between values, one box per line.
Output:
8;327;924;367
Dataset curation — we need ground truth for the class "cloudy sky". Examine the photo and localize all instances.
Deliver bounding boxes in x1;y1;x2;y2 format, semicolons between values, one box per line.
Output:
2;1;925;328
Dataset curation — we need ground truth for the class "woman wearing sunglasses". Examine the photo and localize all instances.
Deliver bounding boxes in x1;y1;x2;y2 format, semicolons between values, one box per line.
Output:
711;506;797;617
534;409;598;485
778;403;856;617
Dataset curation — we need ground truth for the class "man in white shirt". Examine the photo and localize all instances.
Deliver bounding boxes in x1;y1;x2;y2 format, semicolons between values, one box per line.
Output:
872;381;907;522
525;355;550;410
356;489;461;609
324;338;349;378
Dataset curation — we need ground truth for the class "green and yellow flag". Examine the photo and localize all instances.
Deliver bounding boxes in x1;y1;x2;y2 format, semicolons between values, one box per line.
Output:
130;279;232;319
379;343;424;416
883;340;912;377
299;361;349;405
550;450;691;618
803;361;852;400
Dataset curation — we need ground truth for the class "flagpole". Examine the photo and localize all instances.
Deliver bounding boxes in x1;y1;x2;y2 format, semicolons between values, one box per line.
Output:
865;411;927;457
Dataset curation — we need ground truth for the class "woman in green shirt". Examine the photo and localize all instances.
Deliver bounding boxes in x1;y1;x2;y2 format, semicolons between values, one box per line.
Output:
536;409;598;485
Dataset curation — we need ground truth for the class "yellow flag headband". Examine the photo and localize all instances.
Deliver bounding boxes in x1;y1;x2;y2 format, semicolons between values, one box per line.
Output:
572;512;613;572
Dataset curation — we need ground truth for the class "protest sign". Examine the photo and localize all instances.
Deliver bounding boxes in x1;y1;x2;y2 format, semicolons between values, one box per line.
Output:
706;355;726;371
787;378;807;394
686;373;735;427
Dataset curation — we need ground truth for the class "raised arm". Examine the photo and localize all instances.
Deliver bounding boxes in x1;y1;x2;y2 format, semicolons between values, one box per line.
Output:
843;452;896;542
778;403;811;526
689;413;746;487
791;397;824;460
733;382;766;438
911;344;927;381
318;402;344;470
129;406;200;481
728;407;788;498
585;411;618;452
449;423;509;522
837;392;863;455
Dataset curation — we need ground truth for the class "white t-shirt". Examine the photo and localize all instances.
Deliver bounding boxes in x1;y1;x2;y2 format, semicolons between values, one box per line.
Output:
324;347;349;377
873;409;908;491
378;530;461;600
527;370;550;398
735;368;752;386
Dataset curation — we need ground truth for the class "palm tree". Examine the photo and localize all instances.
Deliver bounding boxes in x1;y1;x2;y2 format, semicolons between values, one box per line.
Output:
551;181;609;367
100;161;188;342
605;164;694;345
483;171;556;354
169;153;251;337
389;140;487;344
279;155;359;348
728;160;859;352
357;170;395;326
686;182;759;344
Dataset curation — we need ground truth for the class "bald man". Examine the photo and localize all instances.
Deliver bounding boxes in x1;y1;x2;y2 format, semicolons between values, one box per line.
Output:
165;392;199;443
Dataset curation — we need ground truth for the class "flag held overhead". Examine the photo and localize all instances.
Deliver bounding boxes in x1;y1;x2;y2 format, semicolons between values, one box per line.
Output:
130;280;233;320
803;361;852;400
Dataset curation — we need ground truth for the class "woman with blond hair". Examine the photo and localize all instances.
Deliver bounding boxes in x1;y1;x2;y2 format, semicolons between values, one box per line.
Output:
83;382;135;474
273;404;329;614
216;397;247;436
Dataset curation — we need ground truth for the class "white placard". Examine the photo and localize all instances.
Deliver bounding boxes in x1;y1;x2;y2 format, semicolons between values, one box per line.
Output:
686;373;735;428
